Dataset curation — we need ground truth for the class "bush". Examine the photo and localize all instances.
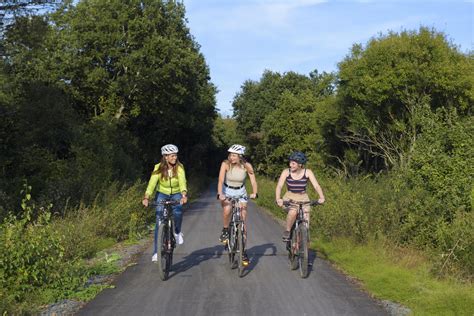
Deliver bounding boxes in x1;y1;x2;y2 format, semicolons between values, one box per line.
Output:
93;182;150;242
0;199;86;312
434;210;474;277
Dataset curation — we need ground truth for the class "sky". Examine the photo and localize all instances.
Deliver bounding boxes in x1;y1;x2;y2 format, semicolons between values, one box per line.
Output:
182;0;473;116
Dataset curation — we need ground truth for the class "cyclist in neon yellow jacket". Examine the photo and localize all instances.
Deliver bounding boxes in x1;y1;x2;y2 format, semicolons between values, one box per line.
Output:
142;144;188;262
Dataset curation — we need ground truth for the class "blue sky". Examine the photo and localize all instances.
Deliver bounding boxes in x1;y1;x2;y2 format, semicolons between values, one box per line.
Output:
182;0;473;116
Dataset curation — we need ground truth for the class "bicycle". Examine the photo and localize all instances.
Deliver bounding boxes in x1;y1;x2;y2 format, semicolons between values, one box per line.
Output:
150;199;180;281
283;199;320;278
222;195;248;277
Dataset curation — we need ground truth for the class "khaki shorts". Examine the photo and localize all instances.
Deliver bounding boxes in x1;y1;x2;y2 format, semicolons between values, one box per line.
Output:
283;191;311;214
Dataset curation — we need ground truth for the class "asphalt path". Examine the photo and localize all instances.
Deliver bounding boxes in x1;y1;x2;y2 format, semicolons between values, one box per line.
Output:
79;184;387;316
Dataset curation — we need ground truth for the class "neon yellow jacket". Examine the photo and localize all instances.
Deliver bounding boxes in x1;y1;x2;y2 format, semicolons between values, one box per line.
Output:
145;163;187;197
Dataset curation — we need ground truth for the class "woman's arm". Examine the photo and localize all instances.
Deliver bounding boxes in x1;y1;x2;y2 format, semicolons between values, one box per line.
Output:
217;161;228;200
245;162;258;198
142;164;160;207
178;165;187;194
307;169;325;203
275;169;288;207
178;165;188;204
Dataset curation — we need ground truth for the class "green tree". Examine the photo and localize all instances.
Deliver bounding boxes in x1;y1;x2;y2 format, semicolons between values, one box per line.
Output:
46;0;216;170
337;27;474;170
233;70;314;140
212;115;244;151
233;70;336;171
0;0;63;49
0;0;217;216
408;106;473;213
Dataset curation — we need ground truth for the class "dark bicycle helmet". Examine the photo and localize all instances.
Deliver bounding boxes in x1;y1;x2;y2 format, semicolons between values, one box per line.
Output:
289;151;307;164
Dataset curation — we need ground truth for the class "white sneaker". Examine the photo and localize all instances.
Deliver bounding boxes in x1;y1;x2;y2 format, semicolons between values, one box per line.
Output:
174;232;184;245
152;253;158;262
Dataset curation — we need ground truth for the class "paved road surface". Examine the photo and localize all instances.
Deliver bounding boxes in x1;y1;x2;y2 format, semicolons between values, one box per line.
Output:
79;185;387;316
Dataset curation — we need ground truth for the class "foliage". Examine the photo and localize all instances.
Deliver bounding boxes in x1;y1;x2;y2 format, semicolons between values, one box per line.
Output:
0;184;86;312
407;107;473;213
0;181;152;312
0;0;64;52
337;27;473;170
0;0;218;217
46;0;217;169
260;90;338;176
255;173;473;278
212;115;244;151
232;69;337;173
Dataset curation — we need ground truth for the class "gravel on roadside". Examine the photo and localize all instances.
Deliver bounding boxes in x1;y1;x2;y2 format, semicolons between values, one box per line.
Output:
40;237;152;316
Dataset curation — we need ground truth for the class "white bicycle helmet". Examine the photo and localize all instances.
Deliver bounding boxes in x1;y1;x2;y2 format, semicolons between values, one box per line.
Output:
161;144;179;155
228;144;246;155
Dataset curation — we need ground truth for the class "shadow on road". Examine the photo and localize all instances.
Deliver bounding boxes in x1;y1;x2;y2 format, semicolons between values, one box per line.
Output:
308;248;317;274
168;245;224;279
240;243;277;277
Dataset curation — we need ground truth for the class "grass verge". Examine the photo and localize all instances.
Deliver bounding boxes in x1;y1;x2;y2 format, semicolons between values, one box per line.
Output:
315;238;473;315
253;176;474;316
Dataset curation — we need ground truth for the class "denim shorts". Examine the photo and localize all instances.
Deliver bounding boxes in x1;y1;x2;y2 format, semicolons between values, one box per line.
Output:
223;185;248;203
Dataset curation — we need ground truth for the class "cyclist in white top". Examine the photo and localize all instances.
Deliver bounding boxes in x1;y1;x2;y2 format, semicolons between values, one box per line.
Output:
217;144;258;265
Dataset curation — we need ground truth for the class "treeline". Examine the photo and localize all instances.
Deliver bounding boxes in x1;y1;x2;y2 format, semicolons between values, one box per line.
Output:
231;28;473;277
1;1;217;311
0;0;217;218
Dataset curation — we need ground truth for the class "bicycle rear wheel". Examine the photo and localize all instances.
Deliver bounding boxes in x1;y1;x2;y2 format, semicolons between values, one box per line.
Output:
237;225;245;277
298;225;309;278
157;223;170;281
289;229;298;270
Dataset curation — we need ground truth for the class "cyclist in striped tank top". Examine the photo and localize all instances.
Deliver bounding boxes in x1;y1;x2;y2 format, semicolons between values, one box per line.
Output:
275;151;325;241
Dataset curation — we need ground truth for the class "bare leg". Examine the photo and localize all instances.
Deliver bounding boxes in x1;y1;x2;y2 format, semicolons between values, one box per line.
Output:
240;203;248;241
286;208;297;231
221;200;231;228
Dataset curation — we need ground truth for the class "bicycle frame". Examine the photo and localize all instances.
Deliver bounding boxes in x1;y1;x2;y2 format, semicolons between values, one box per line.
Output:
161;201;176;252
228;198;243;248
151;199;180;281
284;199;318;278
224;195;247;277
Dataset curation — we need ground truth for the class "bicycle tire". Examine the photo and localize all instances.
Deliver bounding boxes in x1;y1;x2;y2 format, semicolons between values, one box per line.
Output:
237;224;244;277
157;222;170;281
289;229;298;270
298;225;309;278
228;225;236;268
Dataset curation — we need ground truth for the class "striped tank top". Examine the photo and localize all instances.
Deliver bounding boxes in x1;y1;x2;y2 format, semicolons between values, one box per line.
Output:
286;169;308;193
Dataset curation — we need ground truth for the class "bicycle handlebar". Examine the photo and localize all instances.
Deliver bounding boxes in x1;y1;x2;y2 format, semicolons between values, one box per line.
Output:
216;193;258;200
149;199;181;207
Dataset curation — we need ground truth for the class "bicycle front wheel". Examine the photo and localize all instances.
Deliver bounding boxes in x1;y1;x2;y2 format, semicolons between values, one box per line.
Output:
298;225;309;278
289;229;298;270
228;226;236;269
237;225;245;277
157;223;171;281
